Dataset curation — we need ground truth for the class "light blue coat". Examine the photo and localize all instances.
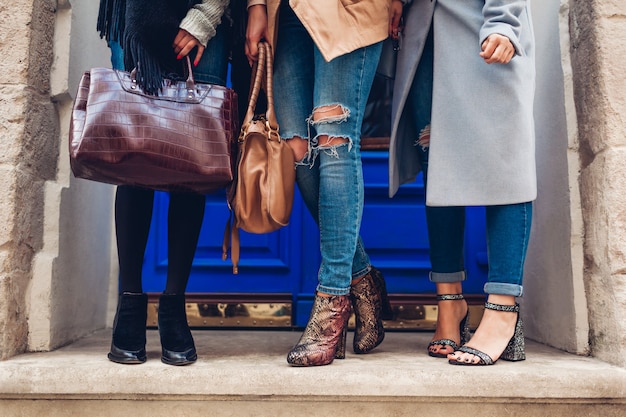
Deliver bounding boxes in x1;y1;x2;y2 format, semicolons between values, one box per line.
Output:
388;0;536;206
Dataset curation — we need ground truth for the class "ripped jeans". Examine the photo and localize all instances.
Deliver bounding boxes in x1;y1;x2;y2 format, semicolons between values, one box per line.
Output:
274;3;382;295
408;26;531;297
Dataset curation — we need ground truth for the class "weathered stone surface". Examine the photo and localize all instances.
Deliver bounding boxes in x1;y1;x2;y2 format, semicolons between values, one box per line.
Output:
580;151;626;272
26;0;56;94
0;170;16;247
20;92;59;181
0;169;43;359
569;2;626;152
0;86;27;164
596;4;626;148
569;2;603;161
586;273;626;368
604;151;626;272
0;1;31;86
14;0;117;356
1;331;626;416
0;0;57;360
578;151;624;366
0;269;29;360
571;0;626;368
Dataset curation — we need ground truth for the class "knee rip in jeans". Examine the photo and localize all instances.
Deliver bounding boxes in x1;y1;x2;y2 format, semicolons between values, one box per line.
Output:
307;104;353;159
414;124;431;150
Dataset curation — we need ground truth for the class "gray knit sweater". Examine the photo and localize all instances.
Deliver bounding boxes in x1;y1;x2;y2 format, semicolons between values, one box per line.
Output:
180;0;231;46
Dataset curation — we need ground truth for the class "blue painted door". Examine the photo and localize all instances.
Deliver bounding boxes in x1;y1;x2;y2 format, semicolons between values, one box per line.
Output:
142;150;488;327
142;70;488;327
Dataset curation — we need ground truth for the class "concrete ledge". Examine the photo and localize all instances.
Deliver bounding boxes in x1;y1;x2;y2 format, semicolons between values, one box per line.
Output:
0;330;625;416
1;398;625;417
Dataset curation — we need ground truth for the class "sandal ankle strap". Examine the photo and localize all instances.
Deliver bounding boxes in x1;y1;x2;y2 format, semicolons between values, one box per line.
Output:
436;294;464;301
484;302;520;312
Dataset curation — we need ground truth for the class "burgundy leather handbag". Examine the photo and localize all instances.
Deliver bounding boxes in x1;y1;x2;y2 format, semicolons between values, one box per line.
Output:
69;57;238;194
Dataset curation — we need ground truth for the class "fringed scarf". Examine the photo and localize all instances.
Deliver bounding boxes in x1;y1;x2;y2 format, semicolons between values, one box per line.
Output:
97;0;201;95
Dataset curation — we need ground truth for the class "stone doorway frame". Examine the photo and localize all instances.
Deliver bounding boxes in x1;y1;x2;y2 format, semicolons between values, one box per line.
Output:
0;0;624;369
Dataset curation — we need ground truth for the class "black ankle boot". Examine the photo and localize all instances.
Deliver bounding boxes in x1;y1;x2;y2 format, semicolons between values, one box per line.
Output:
158;294;197;366
108;293;148;364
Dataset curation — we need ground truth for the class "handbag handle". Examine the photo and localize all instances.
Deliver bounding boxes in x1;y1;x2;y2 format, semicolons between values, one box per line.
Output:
242;42;279;136
183;56;197;100
129;56;198;100
262;43;279;134
243;44;266;123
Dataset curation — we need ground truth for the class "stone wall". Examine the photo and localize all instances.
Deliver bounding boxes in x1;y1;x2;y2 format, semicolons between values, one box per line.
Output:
521;0;589;356
26;0;116;352
0;0;58;359
570;0;626;367
0;0;116;358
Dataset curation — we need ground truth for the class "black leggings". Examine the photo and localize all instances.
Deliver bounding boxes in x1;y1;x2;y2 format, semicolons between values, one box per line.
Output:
115;186;205;294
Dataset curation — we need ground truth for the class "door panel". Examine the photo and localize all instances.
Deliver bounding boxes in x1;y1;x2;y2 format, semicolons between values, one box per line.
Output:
141;68;488;327
143;190;306;295
361;151;431;294
142;150;488;327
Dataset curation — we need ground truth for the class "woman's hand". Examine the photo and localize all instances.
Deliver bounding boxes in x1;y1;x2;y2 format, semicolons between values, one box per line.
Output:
389;0;403;40
173;29;205;66
480;34;515;64
245;5;269;66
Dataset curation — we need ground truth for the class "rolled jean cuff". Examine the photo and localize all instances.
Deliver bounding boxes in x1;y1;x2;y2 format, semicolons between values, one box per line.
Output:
316;284;350;296
429;271;466;283
484;282;524;297
351;265;371;281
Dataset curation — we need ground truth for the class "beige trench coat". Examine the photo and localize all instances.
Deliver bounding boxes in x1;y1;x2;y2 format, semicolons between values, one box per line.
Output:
250;0;389;61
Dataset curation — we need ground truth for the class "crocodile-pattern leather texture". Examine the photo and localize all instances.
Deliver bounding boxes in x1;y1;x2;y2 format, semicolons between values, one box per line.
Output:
287;295;351;366
69;66;238;194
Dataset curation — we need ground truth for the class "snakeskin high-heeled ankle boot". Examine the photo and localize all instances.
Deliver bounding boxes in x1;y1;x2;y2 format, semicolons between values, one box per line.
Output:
369;266;394;320
350;270;386;354
287;294;352;366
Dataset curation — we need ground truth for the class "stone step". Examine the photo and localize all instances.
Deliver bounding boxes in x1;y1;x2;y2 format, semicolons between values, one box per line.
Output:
1;330;625;417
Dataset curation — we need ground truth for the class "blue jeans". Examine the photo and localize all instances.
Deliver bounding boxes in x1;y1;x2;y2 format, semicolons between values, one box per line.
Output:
189;21;230;85
274;4;382;295
408;27;531;297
